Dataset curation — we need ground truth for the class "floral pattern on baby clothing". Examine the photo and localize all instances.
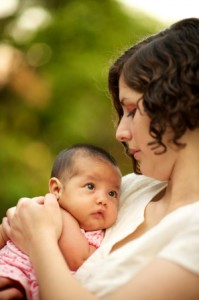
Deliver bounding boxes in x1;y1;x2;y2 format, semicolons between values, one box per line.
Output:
81;229;105;248
0;240;38;300
0;229;105;300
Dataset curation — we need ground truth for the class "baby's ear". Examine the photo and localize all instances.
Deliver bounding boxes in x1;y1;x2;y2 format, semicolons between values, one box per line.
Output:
49;177;62;200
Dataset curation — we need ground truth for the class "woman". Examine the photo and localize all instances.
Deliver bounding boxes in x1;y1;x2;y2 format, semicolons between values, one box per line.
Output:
1;18;199;299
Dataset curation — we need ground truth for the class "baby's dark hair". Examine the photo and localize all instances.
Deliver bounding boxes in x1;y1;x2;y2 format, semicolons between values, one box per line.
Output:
51;143;119;180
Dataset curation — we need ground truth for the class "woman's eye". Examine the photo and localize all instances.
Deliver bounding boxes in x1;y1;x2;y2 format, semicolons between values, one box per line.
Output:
85;183;95;190
108;191;118;198
127;108;136;118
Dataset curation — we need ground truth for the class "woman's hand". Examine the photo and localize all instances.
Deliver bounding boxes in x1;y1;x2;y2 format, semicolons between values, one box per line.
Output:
0;277;26;299
2;193;62;255
0;224;8;248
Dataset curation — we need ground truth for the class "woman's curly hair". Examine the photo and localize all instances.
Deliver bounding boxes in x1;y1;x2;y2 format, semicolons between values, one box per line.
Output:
108;18;199;174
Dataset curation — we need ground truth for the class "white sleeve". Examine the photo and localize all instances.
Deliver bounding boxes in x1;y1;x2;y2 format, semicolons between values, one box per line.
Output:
159;208;199;275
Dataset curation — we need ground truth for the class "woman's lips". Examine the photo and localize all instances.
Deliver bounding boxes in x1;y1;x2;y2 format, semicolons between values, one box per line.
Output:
129;148;141;160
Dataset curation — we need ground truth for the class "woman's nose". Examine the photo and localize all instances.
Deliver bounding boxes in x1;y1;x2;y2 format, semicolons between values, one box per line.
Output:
116;117;132;142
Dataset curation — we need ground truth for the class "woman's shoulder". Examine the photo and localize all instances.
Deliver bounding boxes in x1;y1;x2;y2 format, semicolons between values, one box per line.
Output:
157;201;199;276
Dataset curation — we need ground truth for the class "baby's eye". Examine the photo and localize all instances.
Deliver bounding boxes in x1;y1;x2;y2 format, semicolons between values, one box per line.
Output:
108;191;118;198
85;183;95;190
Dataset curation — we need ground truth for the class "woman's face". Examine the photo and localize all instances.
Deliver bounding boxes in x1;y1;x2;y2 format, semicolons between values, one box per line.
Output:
116;75;178;181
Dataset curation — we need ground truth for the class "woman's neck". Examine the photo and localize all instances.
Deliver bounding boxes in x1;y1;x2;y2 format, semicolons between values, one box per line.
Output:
164;138;199;210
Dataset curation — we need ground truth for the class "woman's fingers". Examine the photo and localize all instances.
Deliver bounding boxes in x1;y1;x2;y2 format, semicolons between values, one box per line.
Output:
1;217;10;240
3;193;62;254
0;288;25;300
0;277;26;299
6;206;16;219
17;196;45;205
42;193;62;239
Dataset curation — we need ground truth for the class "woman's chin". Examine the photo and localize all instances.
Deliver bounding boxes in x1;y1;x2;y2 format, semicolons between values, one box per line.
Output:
139;164;168;181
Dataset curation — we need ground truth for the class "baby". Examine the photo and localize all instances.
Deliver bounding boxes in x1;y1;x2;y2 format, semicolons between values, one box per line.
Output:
0;143;121;300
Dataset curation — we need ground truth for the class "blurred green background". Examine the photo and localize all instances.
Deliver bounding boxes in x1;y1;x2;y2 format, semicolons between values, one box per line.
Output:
0;0;164;218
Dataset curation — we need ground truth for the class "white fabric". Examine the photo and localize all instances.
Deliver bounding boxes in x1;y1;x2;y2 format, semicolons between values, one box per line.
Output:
74;173;199;297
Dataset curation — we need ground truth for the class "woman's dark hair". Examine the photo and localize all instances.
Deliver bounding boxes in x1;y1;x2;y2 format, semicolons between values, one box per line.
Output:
51;143;119;180
108;27;169;174
108;18;199;173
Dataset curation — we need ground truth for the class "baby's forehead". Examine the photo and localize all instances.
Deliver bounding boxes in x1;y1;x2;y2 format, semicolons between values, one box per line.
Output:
73;155;121;178
73;151;115;167
74;154;117;171
60;148;120;182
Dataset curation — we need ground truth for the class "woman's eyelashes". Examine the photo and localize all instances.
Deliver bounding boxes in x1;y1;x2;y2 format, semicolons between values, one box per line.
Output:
127;108;137;118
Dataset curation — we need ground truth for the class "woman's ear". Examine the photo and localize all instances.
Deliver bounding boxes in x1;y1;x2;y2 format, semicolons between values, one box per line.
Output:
49;177;62;200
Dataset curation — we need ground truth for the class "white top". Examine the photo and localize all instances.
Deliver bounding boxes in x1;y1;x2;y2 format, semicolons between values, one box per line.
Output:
74;173;199;296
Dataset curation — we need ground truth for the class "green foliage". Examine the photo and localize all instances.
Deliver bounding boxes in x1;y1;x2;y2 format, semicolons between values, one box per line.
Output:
0;0;163;218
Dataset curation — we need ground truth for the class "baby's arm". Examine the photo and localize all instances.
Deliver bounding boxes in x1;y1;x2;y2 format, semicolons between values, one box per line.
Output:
58;209;96;272
0;224;8;249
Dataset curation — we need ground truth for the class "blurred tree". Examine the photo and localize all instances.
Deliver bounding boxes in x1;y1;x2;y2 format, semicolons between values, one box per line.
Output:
0;0;163;218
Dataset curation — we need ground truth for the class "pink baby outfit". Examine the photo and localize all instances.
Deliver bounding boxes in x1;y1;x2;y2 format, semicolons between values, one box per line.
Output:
0;230;104;300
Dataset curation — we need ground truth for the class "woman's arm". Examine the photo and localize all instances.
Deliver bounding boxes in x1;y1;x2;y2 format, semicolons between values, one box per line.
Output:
3;194;199;300
59;210;96;271
29;229;97;300
103;258;199;300
3;194;97;300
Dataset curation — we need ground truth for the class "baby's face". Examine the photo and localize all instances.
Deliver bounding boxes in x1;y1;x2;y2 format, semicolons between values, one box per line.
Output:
59;157;121;231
